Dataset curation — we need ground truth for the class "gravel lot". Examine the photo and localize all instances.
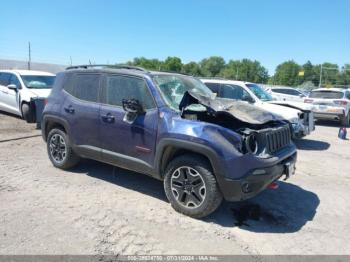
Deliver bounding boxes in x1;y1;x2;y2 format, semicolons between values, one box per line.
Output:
0;111;350;255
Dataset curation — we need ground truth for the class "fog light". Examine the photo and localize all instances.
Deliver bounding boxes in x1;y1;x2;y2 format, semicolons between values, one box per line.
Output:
241;182;251;193
252;169;266;175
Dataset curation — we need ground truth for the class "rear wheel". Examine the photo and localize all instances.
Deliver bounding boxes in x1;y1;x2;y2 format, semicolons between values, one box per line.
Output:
47;128;80;169
21;103;35;123
340;113;350;127
164;154;223;218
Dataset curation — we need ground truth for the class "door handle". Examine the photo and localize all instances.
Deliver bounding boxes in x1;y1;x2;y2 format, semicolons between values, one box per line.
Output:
64;106;75;114
101;113;115;123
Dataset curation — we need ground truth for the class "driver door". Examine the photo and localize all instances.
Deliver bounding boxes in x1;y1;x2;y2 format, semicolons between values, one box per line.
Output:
0;73;20;114
5;74;21;112
99;74;158;172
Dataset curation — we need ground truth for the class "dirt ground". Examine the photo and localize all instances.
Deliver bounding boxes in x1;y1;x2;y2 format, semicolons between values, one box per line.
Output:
0;111;350;255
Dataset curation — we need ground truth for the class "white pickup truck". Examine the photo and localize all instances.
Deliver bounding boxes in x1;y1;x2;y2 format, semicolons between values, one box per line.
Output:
305;88;350;126
201;79;315;139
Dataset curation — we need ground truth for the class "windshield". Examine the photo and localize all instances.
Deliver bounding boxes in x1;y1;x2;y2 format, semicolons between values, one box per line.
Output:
21;75;55;89
309;91;344;99
246;84;273;101
153;74;215;110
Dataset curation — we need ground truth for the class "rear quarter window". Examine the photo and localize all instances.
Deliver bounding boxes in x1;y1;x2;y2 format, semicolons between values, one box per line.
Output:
64;73;101;103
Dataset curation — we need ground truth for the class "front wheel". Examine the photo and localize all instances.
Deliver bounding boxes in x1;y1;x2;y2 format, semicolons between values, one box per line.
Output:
21;103;35;123
164;154;223;218
47;128;80;169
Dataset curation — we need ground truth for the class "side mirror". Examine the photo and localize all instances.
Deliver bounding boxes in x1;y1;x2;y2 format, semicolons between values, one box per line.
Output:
122;99;144;124
7;84;18;91
243;95;255;103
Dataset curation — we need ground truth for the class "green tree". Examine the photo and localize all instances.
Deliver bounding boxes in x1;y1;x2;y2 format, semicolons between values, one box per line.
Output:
273;60;302;86
127;57;163;70
163;56;183;72
220;59;269;83
182;61;202;76
200;56;226;77
336;64;350;86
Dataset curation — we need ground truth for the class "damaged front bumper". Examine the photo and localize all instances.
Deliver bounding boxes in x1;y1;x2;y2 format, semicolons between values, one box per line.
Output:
291;111;315;139
218;152;297;202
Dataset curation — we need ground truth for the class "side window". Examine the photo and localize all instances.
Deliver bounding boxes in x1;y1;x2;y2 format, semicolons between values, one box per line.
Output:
204;82;220;94
346;91;350;100
9;74;21;88
104;75;155;110
272;88;285;94
287;89;302;96
72;74;100;102
63;73;75;95
220;84;251;101
0;73;10;86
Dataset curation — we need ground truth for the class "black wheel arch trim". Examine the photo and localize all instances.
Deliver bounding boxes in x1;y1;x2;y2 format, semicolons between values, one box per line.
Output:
155;138;225;180
42;114;70;142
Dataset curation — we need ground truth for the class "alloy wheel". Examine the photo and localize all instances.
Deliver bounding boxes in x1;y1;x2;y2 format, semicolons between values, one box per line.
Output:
170;166;206;208
49;134;67;164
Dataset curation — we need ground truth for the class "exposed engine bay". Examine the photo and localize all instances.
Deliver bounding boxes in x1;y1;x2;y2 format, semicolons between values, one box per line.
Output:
179;91;292;156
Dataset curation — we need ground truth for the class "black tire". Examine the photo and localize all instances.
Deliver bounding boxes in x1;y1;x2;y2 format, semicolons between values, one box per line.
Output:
21;103;35;123
340;113;350;127
164;154;223;218
47;128;80;169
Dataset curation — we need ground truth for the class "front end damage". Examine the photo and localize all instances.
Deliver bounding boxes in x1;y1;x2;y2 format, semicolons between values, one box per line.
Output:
178;91;297;201
270;101;315;138
179;91;293;157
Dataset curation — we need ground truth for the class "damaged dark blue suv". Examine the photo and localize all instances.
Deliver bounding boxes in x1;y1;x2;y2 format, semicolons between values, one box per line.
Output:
42;65;297;218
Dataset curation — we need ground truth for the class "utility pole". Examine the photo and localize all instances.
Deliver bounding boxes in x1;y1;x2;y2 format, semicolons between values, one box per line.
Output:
318;64;323;88
28;42;31;70
235;67;239;80
69;56;73;66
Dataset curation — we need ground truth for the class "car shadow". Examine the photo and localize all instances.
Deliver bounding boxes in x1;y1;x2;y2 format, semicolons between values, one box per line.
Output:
294;139;330;151
205;182;319;233
70;159;167;202
69;159;319;233
316;119;348;128
0;110;22;119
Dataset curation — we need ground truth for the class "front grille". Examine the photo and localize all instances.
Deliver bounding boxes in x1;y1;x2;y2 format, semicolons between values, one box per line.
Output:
266;126;291;153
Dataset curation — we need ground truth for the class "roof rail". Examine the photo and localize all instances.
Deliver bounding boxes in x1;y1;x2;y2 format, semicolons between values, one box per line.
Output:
155;70;193;76
65;64;149;72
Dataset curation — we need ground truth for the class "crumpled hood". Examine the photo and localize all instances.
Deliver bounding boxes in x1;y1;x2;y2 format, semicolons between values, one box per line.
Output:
27;88;52;98
255;102;301;122
268;100;313;111
179;91;284;125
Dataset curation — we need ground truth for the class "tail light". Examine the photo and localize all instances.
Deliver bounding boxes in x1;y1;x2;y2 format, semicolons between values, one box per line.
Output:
304;99;314;103
334;100;348;106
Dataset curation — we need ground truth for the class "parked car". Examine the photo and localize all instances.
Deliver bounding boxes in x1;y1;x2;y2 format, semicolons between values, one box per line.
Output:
200;79;314;139
269;86;306;102
0;70;55;122
42;65;297;218
305;88;350;126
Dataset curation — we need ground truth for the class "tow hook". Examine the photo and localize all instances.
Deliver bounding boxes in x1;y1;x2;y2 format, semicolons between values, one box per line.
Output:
268;182;279;189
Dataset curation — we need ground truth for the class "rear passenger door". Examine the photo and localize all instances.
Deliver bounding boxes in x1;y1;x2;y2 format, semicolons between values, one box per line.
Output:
62;73;102;159
99;74;158;173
